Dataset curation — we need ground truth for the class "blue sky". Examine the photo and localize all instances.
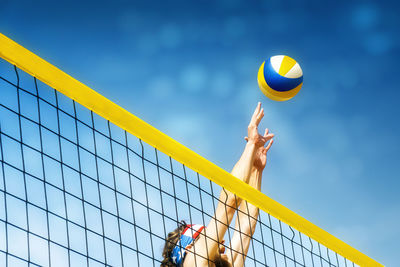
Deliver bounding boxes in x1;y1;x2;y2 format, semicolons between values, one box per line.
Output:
1;0;399;265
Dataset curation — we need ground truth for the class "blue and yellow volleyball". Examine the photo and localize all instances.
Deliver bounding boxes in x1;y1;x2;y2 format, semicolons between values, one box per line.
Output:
258;55;303;101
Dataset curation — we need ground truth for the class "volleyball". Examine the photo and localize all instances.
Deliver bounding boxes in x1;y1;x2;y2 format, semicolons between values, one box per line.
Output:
257;55;303;101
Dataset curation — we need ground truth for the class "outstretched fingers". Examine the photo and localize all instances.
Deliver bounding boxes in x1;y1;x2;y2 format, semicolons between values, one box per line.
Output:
263;128;274;141
249;102;264;126
265;139;274;152
250;102;261;121
264;128;269;137
244;128;274;145
256;108;264;126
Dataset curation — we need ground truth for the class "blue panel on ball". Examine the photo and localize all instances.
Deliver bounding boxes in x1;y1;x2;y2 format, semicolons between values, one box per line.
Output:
264;58;303;92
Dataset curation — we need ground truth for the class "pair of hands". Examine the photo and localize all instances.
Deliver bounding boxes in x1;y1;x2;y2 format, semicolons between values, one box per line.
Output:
245;102;274;171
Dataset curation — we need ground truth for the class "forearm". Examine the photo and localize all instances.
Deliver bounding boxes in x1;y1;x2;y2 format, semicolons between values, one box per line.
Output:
242;168;262;228
209;142;257;240
236;168;262;233
233;200;260;247
221;141;257;207
231;142;257;184
205;142;258;260
228;168;262;265
230;203;259;267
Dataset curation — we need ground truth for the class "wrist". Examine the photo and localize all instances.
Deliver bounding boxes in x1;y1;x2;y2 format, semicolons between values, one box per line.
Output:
251;167;262;175
250;167;263;189
243;141;258;157
245;140;257;147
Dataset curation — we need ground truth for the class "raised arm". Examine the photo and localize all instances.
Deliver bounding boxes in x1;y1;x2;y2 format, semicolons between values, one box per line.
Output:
183;103;273;266
228;134;274;267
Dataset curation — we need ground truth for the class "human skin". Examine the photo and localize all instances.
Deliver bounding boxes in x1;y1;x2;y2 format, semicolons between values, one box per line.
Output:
183;103;274;267
227;143;272;266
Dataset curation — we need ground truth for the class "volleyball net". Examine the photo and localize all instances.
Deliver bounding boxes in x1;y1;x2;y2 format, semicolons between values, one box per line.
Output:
0;34;381;267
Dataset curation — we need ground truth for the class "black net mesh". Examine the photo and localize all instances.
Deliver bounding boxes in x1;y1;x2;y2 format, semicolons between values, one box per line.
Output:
0;59;357;267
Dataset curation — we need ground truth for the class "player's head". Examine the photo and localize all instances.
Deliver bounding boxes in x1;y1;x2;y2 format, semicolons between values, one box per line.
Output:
161;221;204;267
161;222;186;266
161;222;231;267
